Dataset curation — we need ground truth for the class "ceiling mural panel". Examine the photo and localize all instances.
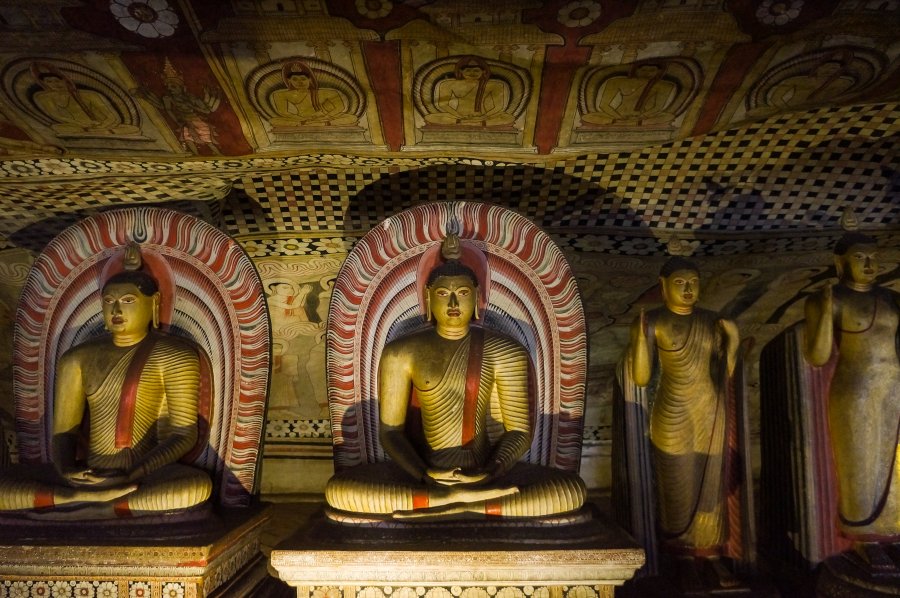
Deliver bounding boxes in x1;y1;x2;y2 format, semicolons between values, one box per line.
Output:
0;0;895;159
0;1;896;244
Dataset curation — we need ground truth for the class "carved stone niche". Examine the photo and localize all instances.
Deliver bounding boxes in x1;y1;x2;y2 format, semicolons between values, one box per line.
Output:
269;201;644;597
0;207;271;597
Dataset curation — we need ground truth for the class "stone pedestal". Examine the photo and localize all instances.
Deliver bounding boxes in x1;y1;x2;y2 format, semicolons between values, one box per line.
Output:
0;505;270;598
269;503;644;598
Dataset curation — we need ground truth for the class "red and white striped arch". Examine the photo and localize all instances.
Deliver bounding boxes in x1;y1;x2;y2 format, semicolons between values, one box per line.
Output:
13;208;270;507
327;201;587;473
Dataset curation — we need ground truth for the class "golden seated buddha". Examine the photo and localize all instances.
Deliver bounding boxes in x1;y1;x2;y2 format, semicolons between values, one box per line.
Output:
325;235;586;521
0;254;211;519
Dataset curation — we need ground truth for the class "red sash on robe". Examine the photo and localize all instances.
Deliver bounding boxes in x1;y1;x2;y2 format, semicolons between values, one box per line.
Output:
115;335;159;449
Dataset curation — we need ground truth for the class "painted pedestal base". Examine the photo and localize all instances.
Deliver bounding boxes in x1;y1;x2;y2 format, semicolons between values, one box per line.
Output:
269;504;644;598
818;549;900;597
0;505;270;598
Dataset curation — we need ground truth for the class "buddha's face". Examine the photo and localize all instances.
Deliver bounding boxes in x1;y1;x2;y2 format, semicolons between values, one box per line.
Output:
815;62;842;79
271;282;294;297
838;243;878;286
288;74;311;89
40;75;66;91
428;275;477;330
461;64;484;80
661;269;700;311
635;65;660;80
102;282;156;337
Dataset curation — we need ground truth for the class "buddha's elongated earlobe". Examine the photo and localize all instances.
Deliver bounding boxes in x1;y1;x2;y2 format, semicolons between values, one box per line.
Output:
474;301;479;321
152;293;161;329
425;292;432;322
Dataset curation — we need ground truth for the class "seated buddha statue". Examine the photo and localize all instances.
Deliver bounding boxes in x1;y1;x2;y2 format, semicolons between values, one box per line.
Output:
0;250;212;519
325;234;586;520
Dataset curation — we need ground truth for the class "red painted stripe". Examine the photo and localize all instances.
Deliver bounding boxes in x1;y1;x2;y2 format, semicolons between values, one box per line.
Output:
413;490;430;510
114;499;132;518
33;490;54;509
462;328;484;447
115;335;159;449
692;41;769;136
534;45;591;153
362;41;403;152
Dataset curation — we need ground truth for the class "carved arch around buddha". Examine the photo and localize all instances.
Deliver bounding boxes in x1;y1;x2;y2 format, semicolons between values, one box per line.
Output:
12;207;270;507
326;201;587;474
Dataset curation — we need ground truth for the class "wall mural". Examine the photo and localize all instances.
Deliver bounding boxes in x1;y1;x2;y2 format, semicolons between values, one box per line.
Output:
255;253;343;420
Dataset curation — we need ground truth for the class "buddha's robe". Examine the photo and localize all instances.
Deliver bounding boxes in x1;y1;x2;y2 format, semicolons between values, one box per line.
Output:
618;307;746;561
649;309;731;551
325;330;586;517
825;287;900;538
0;333;211;514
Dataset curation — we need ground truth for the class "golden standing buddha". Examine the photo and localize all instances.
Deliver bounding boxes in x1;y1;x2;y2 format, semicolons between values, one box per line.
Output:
628;257;741;587
804;233;900;558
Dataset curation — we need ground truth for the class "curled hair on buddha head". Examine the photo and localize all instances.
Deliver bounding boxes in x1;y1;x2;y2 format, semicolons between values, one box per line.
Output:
426;260;478;288
103;242;160;296
103;270;159;297
834;232;877;256
659;256;699;278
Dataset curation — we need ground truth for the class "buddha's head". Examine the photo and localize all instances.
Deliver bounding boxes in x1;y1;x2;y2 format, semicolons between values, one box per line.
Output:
834;232;878;288
102;270;160;342
282;61;317;90
455;56;490;82
659;257;700;314
633;64;662;80
425;234;480;337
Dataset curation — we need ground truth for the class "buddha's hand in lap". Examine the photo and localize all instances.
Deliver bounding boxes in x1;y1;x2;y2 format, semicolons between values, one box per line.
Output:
426;467;492;486
63;467;134;489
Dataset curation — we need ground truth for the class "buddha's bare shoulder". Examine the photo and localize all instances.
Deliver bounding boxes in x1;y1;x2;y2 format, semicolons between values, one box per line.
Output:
382;328;438;356
59;336;113;363
151;333;201;359
483;329;529;355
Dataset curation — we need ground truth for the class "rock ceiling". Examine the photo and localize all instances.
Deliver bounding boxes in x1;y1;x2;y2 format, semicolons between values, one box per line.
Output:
0;0;897;251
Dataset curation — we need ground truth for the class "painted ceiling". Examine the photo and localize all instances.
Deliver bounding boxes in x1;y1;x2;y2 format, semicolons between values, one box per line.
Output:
0;0;897;251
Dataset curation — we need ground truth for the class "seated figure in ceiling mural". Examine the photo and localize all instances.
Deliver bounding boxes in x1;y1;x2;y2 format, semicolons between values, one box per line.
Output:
30;62;140;137
269;61;358;128
803;232;900;564
0;246;212;519
616;257;752;591
325;233;586;520
423;56;516;128
747;53;870;120
767;60;857;111
581;62;678;127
